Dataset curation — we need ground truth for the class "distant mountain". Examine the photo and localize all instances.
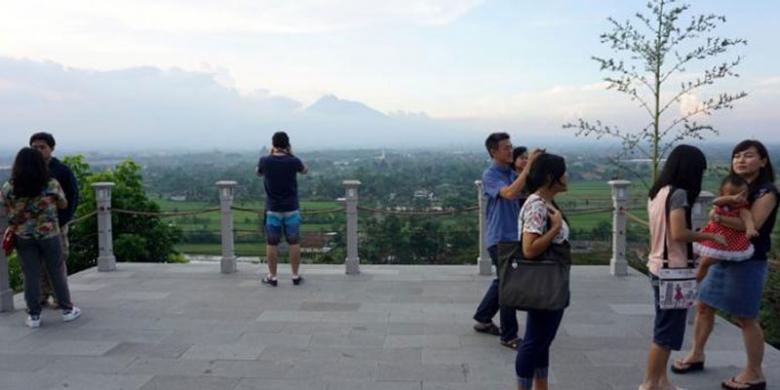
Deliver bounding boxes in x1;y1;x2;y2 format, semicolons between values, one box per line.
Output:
304;94;387;119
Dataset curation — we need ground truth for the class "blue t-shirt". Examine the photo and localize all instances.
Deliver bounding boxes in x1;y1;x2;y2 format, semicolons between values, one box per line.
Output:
482;163;521;247
257;154;305;212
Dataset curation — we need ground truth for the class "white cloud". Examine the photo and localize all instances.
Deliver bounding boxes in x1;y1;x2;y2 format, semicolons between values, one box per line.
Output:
0;0;483;36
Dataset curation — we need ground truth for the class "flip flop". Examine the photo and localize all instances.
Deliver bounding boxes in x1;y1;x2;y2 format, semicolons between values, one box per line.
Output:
721;376;767;390
671;359;704;374
500;337;520;350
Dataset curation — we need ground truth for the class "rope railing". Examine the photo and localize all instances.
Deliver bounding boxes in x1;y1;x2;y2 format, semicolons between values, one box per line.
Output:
565;207;614;216
66;211;97;226
357;205;479;216
230;205;344;216
625;210;650;229
113;207;220;217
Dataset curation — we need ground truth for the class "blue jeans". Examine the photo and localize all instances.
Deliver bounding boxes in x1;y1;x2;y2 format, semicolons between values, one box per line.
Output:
515;308;565;389
473;245;519;342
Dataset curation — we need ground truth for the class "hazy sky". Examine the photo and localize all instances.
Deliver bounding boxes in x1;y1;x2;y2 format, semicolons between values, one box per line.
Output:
0;0;778;148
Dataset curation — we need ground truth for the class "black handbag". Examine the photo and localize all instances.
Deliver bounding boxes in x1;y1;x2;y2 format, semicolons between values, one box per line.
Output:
497;209;572;311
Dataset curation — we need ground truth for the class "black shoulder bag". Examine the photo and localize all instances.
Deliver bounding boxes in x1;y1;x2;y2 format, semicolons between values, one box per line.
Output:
497;198;571;311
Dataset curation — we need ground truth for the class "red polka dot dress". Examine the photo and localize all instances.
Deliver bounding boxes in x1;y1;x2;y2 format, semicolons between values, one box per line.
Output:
693;204;754;260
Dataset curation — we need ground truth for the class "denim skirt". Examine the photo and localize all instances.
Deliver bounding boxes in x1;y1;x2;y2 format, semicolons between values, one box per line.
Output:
698;259;768;318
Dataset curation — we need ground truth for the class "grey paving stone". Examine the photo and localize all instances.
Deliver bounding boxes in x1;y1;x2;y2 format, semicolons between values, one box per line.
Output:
384;335;462;349
299;302;361;312
47;373;153;390
0;263;777;390
376;362;468;382
40;355;137;374
138;375;240;390
105;342;192;359
235;378;326;390
327;380;422;390
180;343;263;360
0;353;54;371
238;332;312;348
0;370;63;390
124;358;216;376
205;360;294;379
31;340;119;356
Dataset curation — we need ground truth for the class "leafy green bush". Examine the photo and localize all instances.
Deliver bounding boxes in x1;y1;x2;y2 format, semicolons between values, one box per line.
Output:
63;156;182;274
761;262;780;348
7;252;22;292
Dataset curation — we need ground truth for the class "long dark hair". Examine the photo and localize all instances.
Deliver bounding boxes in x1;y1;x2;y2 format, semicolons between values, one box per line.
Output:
527;153;566;193
649;144;707;206
731;140;775;192
11;147;49;198
526;153;568;222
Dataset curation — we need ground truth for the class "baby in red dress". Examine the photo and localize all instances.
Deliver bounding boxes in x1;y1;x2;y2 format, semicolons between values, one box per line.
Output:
694;174;759;282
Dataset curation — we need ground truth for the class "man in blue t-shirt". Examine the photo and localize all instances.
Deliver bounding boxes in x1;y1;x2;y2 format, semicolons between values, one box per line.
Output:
472;132;542;350
256;131;308;287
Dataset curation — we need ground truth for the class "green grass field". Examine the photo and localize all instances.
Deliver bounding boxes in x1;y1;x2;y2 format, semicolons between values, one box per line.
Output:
159;181;777;258
154;198;341;255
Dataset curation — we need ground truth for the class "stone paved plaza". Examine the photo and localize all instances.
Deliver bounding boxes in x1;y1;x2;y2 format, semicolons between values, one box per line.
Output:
0;263;778;390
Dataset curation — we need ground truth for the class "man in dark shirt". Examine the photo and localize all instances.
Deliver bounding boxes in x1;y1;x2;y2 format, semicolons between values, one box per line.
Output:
29;132;79;305
256;131;308;286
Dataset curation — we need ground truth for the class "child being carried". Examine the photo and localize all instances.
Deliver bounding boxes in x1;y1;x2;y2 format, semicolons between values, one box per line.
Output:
694;174;758;282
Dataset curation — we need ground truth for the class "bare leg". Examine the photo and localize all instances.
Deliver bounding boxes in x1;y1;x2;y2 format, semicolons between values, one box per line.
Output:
289;244;300;276
266;245;278;277
732;317;766;384
640;342;676;390
532;377;548;390
674;302;714;369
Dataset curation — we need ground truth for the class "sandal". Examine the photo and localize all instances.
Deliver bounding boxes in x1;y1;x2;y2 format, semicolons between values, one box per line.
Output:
721;377;766;390
671;359;704;374
473;321;500;336
500;338;520;350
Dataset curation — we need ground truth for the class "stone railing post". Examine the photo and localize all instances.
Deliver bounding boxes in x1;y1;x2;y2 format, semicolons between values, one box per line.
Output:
216;181;237;274
343;180;361;275
0;206;13;312
608;180;631;276
92;182;116;272
692;191;715;231
475;180;492;275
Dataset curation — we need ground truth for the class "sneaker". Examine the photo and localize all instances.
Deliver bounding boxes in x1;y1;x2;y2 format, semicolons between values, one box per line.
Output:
26;314;41;328
62;306;81;322
261;275;278;287
292;275;304;286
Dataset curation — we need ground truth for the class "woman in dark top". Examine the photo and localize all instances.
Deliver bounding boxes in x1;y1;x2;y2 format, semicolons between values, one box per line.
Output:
673;140;777;390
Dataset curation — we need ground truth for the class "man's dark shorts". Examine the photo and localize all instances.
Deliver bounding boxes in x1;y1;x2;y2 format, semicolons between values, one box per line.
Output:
265;210;301;246
651;276;687;351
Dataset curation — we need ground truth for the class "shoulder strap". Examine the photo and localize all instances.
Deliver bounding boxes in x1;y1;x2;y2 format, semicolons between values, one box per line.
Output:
663;186;694;268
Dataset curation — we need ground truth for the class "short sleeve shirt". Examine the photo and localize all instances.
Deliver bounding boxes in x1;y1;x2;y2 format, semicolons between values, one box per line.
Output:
519;194;570;243
257;154;305;212
0;179;66;239
647;186;689;275
482;164;521;247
